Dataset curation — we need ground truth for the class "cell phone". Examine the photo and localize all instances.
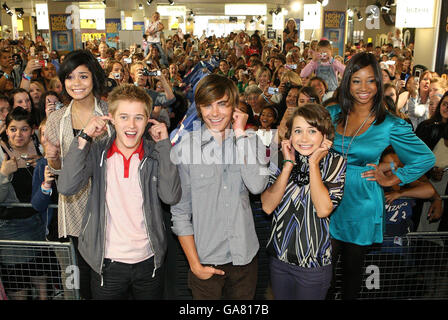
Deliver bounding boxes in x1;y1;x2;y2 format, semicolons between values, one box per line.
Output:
268;87;279;95
123;57;132;64
38;60;47;67
400;72;407;81
55;101;64;110
415;69;422;78
285;64;297;70
385;60;396;65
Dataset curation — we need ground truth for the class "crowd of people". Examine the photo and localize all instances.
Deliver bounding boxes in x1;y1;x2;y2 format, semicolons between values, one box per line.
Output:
0;16;446;301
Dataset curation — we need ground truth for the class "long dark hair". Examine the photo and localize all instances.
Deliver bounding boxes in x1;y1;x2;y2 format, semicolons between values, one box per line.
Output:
430;91;448;123
338;52;386;125
58;50;106;100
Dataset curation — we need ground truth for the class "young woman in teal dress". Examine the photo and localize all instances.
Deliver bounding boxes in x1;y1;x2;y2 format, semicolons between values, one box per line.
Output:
327;52;435;300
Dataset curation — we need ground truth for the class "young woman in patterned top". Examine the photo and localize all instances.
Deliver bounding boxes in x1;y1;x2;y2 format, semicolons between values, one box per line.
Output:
261;104;347;300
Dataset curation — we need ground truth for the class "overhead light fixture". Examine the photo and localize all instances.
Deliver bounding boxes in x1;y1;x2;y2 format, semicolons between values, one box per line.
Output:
357;11;363;21
317;0;329;7
274;7;281;15
102;0;106;5
146;0;152;5
138;3;143;9
15;7;24;18
2;3;12;16
168;0;174;6
381;0;393;13
347;9;354;18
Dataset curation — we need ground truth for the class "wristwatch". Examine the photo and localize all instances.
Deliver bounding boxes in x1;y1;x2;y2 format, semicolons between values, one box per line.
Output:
77;129;93;143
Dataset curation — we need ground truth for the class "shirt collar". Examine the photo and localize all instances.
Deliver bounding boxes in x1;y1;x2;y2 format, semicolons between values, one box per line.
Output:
107;139;144;160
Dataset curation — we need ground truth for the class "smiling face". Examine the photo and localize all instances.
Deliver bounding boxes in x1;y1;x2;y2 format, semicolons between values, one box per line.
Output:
290;116;324;156
7;120;33;149
111;100;149;156
64;64;94;102
259;107;276;129
349;65;378;108
200;94;233;137
286;88;299;108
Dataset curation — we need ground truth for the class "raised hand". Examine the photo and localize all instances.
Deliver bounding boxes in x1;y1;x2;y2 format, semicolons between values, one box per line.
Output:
43;165;55;189
83;115;112;139
309;136;332;166
281;139;295;162
0;153;18;176
148;118;168;142
232;108;248;137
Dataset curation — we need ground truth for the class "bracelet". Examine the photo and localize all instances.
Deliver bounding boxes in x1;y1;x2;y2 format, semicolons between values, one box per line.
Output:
78;129;93;143
282;159;296;166
22;73;31;81
2;73;10;79
41;183;52;196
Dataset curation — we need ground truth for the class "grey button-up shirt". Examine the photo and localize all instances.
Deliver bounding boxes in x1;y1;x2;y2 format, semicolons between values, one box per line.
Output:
171;125;268;266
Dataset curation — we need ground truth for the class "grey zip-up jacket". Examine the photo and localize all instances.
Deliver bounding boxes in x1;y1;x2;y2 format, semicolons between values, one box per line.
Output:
57;133;181;277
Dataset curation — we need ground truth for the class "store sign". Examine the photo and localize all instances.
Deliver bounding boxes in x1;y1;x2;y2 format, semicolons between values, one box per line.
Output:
157;5;186;17
224;4;266;16
36;3;50;30
303;4;321;30
395;0;435;28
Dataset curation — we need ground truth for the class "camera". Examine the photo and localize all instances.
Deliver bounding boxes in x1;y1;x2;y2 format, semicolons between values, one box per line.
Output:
141;68;161;77
123;57;132;64
55;102;64;110
268;87;279;95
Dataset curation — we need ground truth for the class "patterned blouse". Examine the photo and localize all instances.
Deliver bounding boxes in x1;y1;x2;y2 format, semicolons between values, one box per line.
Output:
266;150;346;268
45;98;110;238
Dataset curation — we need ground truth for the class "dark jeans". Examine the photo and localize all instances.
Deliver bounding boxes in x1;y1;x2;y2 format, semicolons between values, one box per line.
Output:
70;236;91;300
330;238;368;300
269;257;332;300
188;256;258;300
90;256;164;300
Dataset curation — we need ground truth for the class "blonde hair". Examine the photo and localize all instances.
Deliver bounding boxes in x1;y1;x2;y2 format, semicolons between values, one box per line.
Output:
108;84;153;117
430;77;448;92
281;70;302;86
48;77;61;91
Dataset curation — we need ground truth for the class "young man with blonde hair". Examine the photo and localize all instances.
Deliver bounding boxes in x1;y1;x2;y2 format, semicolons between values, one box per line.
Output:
171;74;268;299
58;84;181;299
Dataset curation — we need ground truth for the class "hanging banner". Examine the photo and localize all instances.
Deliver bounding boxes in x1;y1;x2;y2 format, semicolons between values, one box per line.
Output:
323;11;346;56
50;14;74;52
106;18;121;48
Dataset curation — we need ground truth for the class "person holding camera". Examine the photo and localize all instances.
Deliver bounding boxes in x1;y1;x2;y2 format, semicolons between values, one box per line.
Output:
0;48;22;91
129;61;174;127
300;39;345;100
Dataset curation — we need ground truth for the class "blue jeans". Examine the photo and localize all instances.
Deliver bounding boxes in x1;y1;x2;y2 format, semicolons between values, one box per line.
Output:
270;257;332;300
90;256;164;300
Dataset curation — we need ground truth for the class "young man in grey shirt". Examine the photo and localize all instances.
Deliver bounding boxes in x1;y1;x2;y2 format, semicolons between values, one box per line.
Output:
171;74;268;299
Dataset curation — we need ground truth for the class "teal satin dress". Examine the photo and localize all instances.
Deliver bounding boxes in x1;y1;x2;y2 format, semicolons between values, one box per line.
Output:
327;105;435;245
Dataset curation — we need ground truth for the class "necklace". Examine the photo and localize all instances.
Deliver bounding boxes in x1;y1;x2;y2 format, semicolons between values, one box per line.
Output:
72;106;94;129
341;110;374;159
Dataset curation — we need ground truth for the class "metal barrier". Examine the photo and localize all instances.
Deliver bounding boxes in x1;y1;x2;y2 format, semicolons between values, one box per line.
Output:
0;240;80;300
331;232;448;300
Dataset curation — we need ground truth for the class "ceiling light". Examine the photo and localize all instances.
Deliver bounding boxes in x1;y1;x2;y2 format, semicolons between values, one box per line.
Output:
317;0;329;7
146;0;152;5
168;0;174;6
357;11;363;21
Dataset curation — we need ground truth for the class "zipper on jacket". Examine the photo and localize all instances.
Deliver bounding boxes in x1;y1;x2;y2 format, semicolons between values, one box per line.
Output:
99;150;107;286
138;157;157;278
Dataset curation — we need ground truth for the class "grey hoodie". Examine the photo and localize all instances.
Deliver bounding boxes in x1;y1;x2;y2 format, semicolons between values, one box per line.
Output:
57;133;181;278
